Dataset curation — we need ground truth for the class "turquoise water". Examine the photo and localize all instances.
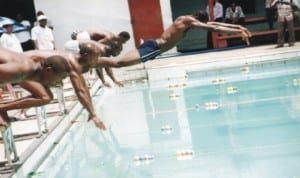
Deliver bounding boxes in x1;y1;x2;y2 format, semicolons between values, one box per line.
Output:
30;57;300;178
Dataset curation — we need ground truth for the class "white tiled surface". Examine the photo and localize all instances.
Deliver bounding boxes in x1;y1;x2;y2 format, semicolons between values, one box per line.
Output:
145;43;300;81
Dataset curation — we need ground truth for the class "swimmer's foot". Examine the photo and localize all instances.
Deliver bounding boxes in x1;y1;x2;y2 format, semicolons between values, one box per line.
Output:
0;111;9;127
9;116;21;122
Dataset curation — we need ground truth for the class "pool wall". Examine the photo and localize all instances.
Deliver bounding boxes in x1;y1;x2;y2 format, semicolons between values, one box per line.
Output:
146;47;300;86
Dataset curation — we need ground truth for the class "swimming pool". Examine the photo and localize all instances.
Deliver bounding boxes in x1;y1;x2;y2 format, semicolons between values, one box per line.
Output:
14;55;300;178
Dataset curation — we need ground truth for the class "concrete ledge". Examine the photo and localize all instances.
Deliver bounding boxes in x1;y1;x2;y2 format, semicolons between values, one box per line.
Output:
145;43;300;82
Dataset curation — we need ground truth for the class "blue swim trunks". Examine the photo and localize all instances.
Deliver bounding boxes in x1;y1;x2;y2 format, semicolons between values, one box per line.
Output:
138;39;161;62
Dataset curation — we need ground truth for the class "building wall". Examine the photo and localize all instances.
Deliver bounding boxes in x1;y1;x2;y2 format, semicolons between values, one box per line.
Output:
160;0;177;54
170;0;208;51
33;0;176;54
0;0;36;23
34;0;134;54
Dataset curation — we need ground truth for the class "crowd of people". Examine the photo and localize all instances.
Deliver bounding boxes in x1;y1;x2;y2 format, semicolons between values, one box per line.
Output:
206;1;245;26
0;8;252;132
207;0;299;47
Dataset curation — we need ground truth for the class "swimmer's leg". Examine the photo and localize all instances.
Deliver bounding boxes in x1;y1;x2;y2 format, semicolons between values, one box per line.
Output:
116;49;143;66
0;81;53;111
102;48;160;68
114;48;160;66
101;49;142;68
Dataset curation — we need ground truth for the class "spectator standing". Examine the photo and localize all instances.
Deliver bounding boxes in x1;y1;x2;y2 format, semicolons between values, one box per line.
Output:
206;0;224;48
0;19;23;53
34;10;54;30
225;2;246;26
15;13;34;51
206;0;224;22
272;0;299;47
31;15;55;50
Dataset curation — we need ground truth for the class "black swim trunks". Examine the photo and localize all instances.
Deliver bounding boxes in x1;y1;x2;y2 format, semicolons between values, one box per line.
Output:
138;39;161;62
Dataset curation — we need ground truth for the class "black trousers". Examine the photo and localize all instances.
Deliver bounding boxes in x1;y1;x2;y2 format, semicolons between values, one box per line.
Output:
21;40;34;51
266;8;276;29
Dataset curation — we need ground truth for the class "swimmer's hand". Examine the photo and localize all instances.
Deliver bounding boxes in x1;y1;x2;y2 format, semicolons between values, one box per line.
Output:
103;81;112;88
114;81;124;87
88;115;107;131
240;29;251;46
238;25;252;38
237;25;252;46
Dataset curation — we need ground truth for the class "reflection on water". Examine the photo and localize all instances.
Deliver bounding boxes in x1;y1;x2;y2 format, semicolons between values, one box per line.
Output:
33;57;300;178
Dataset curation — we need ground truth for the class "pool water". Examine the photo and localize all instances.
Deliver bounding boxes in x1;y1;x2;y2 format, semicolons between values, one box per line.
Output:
30;57;300;178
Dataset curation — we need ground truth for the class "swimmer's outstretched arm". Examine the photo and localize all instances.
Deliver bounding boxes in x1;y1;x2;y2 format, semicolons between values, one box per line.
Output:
97;50;142;68
0;81;53;110
69;70;107;131
207;21;252;37
191;20;251;45
208;21;243;29
192;20;243;34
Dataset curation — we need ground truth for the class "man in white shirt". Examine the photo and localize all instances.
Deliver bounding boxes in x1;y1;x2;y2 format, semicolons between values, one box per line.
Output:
225;2;246;25
0;19;23;53
206;0;224;22
15;13;34;51
34;10;54;30
31;15;55;50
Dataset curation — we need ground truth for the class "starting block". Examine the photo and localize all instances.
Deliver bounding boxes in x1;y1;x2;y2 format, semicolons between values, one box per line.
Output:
0;125;19;166
35;106;48;137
